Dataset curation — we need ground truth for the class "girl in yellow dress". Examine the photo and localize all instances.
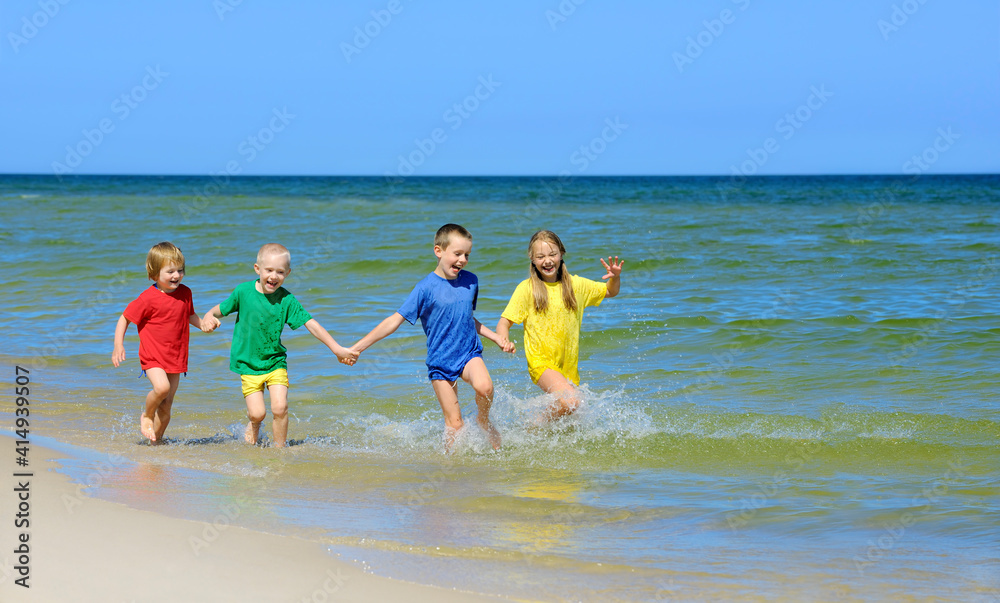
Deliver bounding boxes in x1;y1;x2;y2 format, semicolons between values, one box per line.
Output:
496;230;623;419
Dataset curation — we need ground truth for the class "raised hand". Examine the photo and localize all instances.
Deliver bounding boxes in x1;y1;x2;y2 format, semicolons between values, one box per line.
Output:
599;256;624;280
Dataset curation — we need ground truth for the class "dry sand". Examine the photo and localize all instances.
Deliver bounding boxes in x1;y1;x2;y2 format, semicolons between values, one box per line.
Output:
0;443;509;602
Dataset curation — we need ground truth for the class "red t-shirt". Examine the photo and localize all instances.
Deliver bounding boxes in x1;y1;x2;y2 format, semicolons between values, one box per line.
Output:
123;284;195;373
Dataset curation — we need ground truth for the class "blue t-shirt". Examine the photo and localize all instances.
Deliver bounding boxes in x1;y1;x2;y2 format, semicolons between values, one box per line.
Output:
398;271;483;379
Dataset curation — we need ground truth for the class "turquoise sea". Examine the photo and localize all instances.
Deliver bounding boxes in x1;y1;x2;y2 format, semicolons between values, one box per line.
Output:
1;174;998;601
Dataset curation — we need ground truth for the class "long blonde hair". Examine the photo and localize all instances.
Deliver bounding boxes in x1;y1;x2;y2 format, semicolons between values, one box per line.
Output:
528;230;577;313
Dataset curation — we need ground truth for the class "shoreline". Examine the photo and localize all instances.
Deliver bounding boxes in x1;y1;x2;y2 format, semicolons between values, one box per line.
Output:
0;434;510;602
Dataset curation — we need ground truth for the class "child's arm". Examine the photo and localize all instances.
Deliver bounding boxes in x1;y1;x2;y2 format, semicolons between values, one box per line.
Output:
304;318;357;366
495;317;513;342
350;312;406;357
112;314;130;367
188;312;211;333
600;256;624;298
495;317;518;353
476;318;515;354
201;304;223;332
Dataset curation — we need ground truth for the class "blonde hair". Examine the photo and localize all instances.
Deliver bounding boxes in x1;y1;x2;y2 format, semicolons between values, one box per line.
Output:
434;224;472;249
528;230;577;313
256;243;291;267
146;242;185;279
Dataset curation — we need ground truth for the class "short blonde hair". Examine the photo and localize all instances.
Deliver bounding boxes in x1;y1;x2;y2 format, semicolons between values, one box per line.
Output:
256;243;291;267
146;242;185;279
434;224;472;250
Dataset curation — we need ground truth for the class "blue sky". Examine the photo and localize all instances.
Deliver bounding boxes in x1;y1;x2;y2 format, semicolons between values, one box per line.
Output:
1;1;997;176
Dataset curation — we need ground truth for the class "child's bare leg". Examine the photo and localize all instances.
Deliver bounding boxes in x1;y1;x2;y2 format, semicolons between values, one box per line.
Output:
244;391;266;445
461;357;501;450
141;368;172;442
268;385;289;448
431;380;464;452
151;373;180;442
536;369;580;420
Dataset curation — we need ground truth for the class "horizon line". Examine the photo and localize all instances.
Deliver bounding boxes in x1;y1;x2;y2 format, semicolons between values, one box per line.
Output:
2;172;998;178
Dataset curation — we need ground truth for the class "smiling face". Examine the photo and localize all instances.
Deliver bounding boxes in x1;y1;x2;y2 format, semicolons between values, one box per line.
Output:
254;252;290;294
434;234;472;280
155;262;185;293
531;240;563;283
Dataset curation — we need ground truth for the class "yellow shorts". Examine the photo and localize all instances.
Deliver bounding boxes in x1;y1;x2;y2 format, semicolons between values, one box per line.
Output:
240;368;289;398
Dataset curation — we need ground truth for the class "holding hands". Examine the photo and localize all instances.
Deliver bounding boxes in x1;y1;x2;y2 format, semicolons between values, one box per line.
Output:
334;345;358;366
201;312;221;333
347;345;363;363
496;336;516;354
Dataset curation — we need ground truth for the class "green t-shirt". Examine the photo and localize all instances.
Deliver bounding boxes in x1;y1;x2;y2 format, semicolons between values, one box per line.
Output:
219;280;312;375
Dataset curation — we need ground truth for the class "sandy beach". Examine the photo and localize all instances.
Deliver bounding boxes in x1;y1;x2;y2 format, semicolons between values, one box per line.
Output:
0;440;507;603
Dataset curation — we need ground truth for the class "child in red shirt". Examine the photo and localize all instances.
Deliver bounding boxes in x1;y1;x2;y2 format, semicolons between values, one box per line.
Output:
112;242;209;443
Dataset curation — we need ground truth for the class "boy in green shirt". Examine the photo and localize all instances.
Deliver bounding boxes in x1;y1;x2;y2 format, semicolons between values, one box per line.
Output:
203;243;356;447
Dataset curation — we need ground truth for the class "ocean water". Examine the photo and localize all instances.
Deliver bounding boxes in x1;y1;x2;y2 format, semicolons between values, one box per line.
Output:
1;174;998;601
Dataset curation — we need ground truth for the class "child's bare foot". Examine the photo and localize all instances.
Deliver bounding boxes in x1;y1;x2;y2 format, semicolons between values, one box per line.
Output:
542;397;581;423
140;415;157;442
487;427;501;451
443;426;458;454
479;419;501;450
244;421;260;445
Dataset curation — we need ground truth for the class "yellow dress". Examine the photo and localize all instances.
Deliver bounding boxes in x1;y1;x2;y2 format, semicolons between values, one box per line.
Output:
501;275;606;385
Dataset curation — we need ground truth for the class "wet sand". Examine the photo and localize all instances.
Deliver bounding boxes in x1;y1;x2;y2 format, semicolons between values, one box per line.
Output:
0;441;507;602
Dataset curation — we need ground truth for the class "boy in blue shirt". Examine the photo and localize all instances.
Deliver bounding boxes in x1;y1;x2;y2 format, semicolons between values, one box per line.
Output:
350;224;514;451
